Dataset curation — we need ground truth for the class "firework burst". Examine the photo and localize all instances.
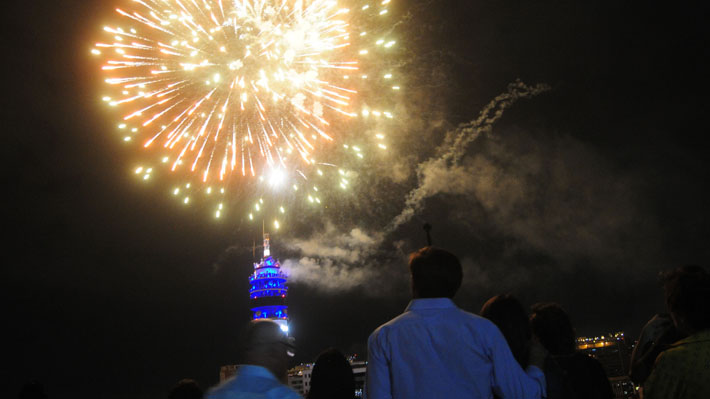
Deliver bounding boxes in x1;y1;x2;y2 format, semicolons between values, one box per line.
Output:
93;0;399;223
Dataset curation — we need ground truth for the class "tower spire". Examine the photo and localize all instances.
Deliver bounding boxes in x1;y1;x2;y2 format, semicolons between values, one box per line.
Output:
263;232;270;258
249;231;288;334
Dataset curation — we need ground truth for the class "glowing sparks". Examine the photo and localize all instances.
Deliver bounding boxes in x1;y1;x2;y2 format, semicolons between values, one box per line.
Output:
94;0;400;223
97;0;366;185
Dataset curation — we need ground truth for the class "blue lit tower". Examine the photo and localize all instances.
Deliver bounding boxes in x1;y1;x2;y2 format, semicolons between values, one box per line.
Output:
249;233;289;333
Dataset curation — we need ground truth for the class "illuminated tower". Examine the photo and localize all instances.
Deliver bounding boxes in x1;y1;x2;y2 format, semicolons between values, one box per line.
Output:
249;233;289;333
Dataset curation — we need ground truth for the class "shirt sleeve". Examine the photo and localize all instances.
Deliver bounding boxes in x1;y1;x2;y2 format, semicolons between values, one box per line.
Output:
488;326;546;399
366;329;392;399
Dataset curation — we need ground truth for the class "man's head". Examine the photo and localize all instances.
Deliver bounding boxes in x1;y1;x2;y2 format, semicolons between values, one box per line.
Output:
408;246;462;298
243;320;295;382
661;265;710;334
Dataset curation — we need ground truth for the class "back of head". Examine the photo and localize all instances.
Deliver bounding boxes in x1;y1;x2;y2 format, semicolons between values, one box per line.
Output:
168;379;203;399
661;265;710;332
530;302;576;356
19;381;47;399
307;348;355;399
480;294;532;368
409;247;463;298
243;320;294;381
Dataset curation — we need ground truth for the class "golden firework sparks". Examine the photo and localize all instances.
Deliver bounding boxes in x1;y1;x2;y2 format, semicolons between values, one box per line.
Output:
93;0;399;222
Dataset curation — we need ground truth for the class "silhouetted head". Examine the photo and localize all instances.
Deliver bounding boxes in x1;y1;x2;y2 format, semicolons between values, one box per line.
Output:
168;379;203;399
243;320;295;382
481;294;532;368
530;302;576;356
19;381;47;399
307;348;355;399
409;246;462;298
661;265;710;334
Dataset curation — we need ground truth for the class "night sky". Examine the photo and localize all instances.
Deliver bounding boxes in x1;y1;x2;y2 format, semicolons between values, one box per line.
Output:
4;1;709;398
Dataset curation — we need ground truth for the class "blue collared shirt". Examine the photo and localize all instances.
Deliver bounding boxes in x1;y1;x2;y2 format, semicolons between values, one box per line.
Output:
206;364;302;399
366;298;546;399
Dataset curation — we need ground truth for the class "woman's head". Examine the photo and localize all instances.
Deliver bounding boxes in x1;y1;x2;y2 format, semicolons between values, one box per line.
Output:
480;294;532;367
307;348;355;399
530;302;576;356
661;265;710;333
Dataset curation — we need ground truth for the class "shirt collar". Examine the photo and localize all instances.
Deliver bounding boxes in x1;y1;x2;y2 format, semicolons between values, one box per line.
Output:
405;297;457;311
236;364;279;381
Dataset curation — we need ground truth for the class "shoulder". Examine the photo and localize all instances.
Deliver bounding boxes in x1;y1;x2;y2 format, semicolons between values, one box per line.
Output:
204;377;237;399
370;306;496;336
368;312;407;345
266;385;302;399
653;342;690;369
206;377;301;399
648;345;684;377
458;308;498;328
369;308;422;335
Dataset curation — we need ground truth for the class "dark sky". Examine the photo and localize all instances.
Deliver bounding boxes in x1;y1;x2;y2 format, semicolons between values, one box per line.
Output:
3;1;709;398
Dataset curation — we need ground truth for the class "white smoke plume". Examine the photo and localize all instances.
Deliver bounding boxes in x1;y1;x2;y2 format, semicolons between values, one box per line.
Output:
279;224;400;293
388;80;550;232
281;257;373;291
284;223;383;262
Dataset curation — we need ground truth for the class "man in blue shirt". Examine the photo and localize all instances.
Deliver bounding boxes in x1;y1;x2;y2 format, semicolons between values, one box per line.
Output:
206;320;302;399
366;247;547;399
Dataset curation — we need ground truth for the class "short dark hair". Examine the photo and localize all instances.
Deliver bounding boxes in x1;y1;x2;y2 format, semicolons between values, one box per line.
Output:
530;302;576;356
661;265;710;331
409;247;462;298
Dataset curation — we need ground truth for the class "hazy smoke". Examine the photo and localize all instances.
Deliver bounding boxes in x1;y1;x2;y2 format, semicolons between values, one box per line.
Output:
279;224;396;293
279;81;553;293
451;131;660;267
388;80;551;232
283;223;383;263
282;257;372;291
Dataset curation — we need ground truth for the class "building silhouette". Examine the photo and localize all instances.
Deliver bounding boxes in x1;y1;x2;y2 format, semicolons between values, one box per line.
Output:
287;355;366;398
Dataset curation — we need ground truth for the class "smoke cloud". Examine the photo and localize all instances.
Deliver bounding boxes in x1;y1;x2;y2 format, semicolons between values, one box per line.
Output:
273;76;665;301
278;81;557;294
388;80;551;232
283;223;383;263
279;224;406;293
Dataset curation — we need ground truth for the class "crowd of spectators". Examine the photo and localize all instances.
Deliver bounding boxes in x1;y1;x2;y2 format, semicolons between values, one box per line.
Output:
198;247;708;399
21;247;709;399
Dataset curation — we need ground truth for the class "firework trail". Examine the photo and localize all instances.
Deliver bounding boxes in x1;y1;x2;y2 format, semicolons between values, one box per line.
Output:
278;81;550;291
388;80;550;233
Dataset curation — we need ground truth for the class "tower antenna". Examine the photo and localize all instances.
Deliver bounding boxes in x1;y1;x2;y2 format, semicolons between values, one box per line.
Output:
423;222;432;246
248;230;288;334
